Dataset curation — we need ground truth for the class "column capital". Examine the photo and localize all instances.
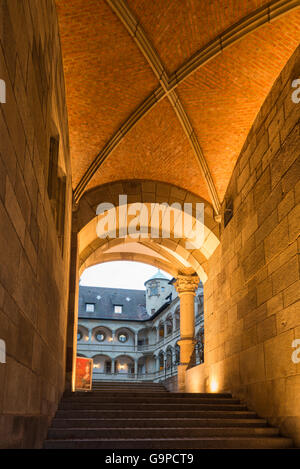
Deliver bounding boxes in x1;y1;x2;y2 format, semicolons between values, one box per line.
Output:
175;274;199;295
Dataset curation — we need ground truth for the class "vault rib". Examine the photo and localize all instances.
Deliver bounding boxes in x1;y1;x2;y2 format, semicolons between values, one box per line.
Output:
168;0;300;88
74;0;299;204
106;0;221;215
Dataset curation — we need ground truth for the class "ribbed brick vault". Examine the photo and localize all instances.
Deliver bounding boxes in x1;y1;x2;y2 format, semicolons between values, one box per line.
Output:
55;0;300;216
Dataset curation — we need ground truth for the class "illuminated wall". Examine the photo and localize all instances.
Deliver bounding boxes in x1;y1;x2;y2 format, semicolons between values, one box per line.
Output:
186;45;300;447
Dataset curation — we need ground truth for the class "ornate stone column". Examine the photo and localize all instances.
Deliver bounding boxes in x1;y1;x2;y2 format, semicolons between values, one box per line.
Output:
111;358;115;375
134;359;138;376
175;274;199;391
156;355;160;373
172;316;176;332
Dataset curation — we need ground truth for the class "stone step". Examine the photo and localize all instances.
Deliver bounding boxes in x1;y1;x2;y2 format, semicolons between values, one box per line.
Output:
61;397;241;405
90;390;168;393
64;391;233;399
58;402;247;411
44;436;293;449
91;386;167;390
92;383;165;386
90;389;168;393
92;381;163;385
45;386;291;449
47;426;279;440
92;384;165;388
91;387;167;391
55;409;258;419
51;417;269;429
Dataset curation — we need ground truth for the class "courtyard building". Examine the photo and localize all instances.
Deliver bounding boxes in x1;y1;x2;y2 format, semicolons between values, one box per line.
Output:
77;270;204;383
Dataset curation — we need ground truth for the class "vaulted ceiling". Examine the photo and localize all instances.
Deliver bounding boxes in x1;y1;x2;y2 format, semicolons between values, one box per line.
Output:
55;0;300;216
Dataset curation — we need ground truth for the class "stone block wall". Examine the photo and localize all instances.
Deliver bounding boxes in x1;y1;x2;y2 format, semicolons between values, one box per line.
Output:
162;375;178;392
0;0;72;448
187;45;300;445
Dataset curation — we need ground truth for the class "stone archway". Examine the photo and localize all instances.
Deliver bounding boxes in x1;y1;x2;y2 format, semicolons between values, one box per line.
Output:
66;180;221;391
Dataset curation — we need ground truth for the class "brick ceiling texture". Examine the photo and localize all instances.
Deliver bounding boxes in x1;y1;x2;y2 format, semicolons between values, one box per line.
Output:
55;0;300;212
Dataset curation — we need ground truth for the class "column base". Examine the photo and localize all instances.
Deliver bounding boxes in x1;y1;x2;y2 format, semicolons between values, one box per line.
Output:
177;364;188;392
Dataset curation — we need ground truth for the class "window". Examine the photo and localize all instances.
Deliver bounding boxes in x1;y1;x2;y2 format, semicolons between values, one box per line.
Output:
149;286;158;296
224;197;233;227
159;352;164;370
175;344;180;364
77;331;82;341
47;137;59;206
114;305;122;314
47;136;67;254
118;333;128;343
86;303;95;313
96;332;105;342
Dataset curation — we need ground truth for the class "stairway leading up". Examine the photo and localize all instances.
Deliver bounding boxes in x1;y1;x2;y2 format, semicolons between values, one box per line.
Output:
44;382;293;449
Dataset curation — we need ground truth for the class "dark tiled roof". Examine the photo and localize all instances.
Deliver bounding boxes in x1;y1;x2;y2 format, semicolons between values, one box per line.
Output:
78;285;149;320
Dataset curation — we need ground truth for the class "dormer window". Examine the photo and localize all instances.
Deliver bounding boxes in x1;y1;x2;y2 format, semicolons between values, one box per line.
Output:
114;305;122;314
86;303;95;313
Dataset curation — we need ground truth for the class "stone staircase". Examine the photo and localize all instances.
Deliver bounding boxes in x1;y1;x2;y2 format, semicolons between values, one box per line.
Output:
44;382;293;449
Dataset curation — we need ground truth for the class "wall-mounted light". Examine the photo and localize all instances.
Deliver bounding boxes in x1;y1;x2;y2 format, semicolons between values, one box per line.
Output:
210;378;218;393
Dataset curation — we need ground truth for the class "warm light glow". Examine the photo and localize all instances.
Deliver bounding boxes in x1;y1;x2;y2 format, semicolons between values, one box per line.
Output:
93;363;100;369
188;375;202;393
85;336;89;342
108;337;113;342
210;378;218;393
